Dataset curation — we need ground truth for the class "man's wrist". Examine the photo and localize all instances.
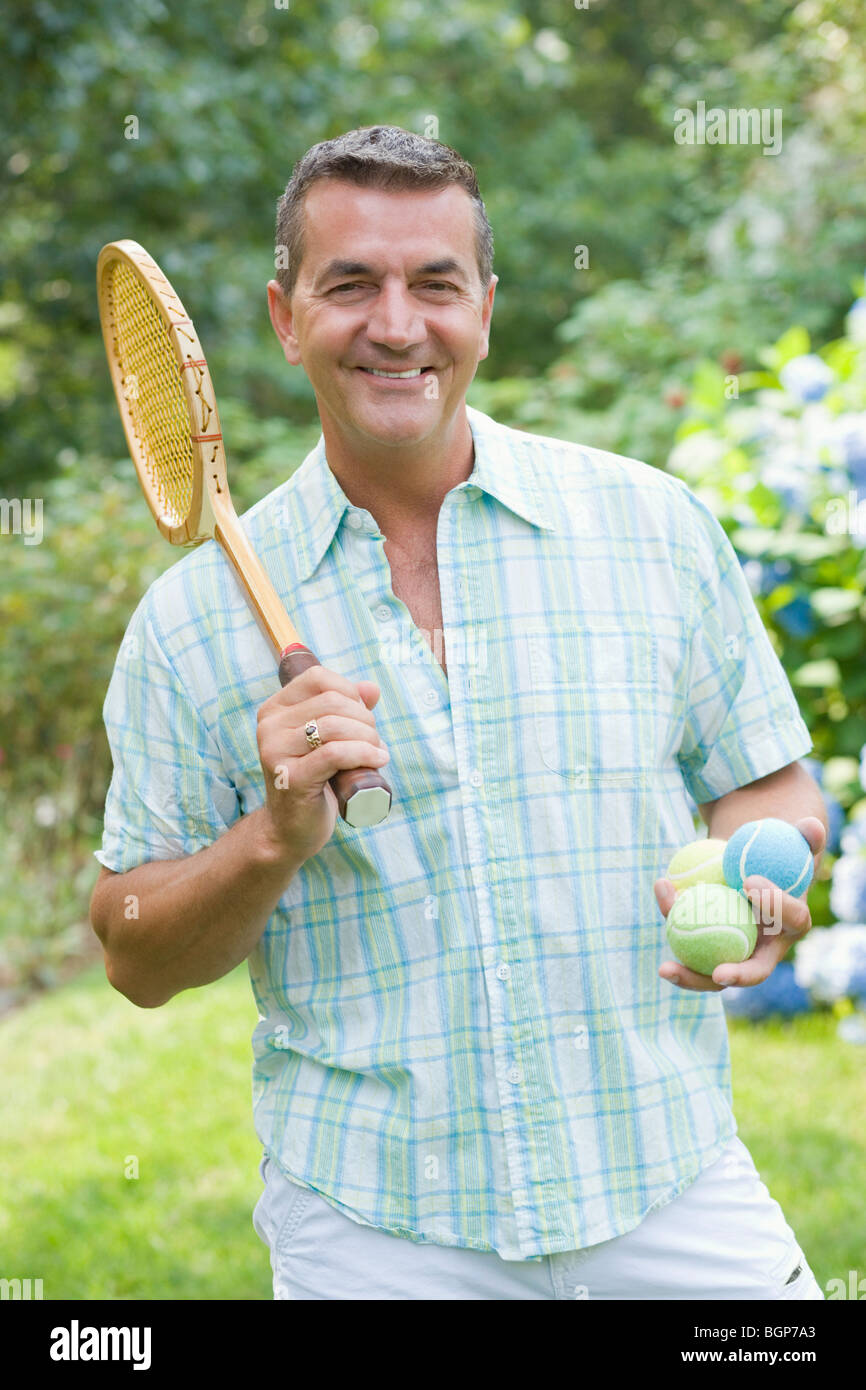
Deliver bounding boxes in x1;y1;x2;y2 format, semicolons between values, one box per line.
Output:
246;806;310;873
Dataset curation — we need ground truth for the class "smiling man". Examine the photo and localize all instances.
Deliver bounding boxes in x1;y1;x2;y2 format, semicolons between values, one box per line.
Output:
91;125;828;1301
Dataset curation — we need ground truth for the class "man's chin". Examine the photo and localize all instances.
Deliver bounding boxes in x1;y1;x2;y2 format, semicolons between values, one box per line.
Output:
351;402;446;448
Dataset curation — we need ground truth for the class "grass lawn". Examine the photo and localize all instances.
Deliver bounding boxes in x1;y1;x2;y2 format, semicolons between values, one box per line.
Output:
0;961;270;1300
1;961;863;1299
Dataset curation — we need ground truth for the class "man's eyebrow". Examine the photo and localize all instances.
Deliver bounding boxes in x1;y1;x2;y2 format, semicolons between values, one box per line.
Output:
314;257;470;289
315;260;373;288
414;259;468;280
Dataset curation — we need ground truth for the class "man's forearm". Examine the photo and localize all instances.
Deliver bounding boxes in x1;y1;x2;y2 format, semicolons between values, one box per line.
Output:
705;766;828;878
91;808;307;1008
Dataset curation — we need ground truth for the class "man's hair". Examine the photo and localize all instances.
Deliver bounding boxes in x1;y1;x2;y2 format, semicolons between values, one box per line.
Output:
274;125;494;299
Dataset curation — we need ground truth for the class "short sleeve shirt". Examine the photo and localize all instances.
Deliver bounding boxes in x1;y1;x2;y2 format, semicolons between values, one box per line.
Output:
96;406;812;1258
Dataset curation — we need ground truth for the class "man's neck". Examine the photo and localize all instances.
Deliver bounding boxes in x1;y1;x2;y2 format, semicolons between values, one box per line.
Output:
320;408;475;539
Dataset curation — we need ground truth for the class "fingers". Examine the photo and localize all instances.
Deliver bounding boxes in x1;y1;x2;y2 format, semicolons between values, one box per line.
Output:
653;877;677;917
794;815;826;858
259;687;381;740
711;937;780;988
287;710;388;759
269;664;380;711
257;668;389;807
658;873;813;992
741;876;812;942
288;738;391;779
658;959;727;993
355;679;382;709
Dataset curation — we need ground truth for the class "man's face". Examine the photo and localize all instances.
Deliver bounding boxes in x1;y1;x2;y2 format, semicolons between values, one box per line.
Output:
267;179;496;451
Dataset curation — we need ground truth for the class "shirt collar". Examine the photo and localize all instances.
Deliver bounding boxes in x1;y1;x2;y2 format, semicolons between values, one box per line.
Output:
284;404;556;583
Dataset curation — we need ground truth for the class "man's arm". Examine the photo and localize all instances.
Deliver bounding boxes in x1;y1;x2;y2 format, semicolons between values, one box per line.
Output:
697;760;828;877
91;666;389;1009
90;808;308;1009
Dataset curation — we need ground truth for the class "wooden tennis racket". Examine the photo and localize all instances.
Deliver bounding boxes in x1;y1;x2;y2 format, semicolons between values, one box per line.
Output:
96;239;392;829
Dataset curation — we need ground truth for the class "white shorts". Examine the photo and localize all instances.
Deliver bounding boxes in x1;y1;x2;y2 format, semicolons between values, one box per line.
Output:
252;1134;824;1301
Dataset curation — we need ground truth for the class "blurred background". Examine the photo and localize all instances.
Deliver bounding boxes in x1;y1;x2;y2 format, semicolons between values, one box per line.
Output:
1;0;865;1298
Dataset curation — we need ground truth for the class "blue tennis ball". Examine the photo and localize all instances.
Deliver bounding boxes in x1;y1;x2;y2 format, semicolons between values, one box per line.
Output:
723;818;813;899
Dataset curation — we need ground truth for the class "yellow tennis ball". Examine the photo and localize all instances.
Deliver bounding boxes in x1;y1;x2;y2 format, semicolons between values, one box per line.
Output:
666;883;758;976
666;838;728;894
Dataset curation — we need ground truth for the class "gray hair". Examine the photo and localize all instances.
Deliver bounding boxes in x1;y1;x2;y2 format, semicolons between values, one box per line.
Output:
275;125;494;298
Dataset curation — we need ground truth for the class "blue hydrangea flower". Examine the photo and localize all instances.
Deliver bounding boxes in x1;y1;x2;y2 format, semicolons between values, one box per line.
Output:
758;558;793;597
761;460;810;515
826;796;845;857
722;961;812;1019
834;414;866;488
774;596;815;639
830;854;866;924
798;757;844;854
779;354;834;403
794;923;866;1003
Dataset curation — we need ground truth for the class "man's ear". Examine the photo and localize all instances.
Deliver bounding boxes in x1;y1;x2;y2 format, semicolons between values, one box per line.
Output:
267;279;301;366
478;274;497;363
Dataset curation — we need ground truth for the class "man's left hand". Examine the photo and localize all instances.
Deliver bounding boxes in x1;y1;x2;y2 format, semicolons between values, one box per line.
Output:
654;816;826;993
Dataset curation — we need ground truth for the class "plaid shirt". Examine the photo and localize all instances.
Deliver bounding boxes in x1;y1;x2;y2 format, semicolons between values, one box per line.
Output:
96;405;812;1259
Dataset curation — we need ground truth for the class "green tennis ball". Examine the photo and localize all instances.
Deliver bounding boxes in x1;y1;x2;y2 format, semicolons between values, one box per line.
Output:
666;838;728;893
666;883;758;976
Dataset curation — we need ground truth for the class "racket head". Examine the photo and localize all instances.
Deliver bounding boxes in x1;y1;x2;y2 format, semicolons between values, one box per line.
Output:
96;239;228;545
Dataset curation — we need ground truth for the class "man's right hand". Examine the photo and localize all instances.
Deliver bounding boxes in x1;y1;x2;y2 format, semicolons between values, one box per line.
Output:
256;665;390;862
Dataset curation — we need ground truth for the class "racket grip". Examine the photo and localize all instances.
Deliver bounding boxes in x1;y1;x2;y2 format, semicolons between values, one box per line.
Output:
278;644;393;829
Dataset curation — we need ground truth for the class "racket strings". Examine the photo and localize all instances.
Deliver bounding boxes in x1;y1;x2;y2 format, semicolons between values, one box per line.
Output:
107;260;194;525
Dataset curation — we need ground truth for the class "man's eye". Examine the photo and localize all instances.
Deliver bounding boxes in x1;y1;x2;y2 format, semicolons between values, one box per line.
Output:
333;282;364;292
422;282;454;291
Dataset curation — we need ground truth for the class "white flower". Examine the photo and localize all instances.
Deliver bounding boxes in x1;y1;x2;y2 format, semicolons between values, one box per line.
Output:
34;796;60;828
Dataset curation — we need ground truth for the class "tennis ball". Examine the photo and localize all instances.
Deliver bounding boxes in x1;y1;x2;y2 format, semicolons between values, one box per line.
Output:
723;818;813;899
666;838;728;893
666;883;758;976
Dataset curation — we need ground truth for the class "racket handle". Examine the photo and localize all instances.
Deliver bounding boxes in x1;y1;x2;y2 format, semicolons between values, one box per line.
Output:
278;644;393;829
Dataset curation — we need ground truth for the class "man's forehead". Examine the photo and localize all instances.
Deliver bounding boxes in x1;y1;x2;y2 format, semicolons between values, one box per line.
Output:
301;179;477;260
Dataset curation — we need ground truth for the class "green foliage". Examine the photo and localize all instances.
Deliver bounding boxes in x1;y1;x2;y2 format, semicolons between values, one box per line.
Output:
0;429;317;994
4;0;866;486
667;319;866;767
4;0;866;982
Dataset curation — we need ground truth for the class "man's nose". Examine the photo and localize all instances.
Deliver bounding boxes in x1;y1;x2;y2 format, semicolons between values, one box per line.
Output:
365;281;426;349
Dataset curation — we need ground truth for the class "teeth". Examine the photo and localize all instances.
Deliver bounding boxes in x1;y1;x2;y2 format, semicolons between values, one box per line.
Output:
364;367;423;378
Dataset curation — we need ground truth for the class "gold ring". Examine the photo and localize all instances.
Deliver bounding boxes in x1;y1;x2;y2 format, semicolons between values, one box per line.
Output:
304;719;322;750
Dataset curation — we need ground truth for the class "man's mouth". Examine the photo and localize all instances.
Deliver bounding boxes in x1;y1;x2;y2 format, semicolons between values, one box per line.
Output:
357;366;435;379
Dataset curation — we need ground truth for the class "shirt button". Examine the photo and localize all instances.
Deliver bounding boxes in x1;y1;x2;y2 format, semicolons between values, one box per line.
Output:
469;769;482;787
496;963;510;981
506;1066;521;1085
375;605;391;622
423;689;438;707
346;512;363;529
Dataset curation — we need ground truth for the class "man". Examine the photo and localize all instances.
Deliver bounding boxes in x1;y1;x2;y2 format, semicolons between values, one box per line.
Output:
90;125;828;1300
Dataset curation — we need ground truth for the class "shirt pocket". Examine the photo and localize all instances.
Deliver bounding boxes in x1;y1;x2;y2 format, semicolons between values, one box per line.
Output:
523;625;659;781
